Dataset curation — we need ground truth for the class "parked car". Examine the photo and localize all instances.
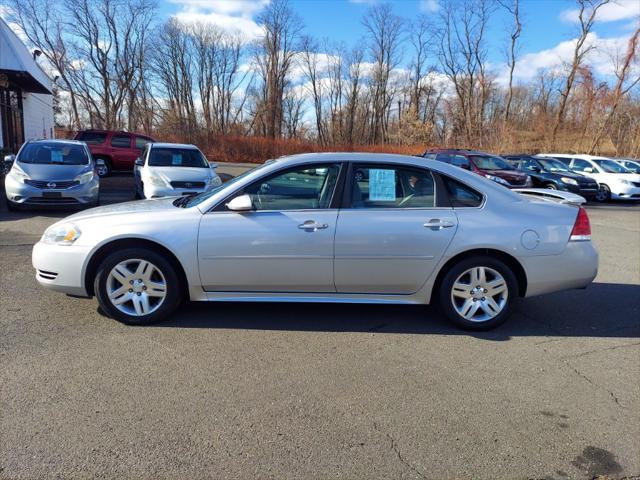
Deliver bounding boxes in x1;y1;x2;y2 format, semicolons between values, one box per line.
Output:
32;153;598;331
614;159;640;174
502;154;598;199
423;149;532;188
134;143;221;199
73;129;155;177
4;139;99;210
538;153;640;202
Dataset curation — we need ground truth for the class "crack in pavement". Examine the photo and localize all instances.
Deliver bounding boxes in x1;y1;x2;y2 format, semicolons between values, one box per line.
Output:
567;363;624;408
560;342;640;361
373;421;429;480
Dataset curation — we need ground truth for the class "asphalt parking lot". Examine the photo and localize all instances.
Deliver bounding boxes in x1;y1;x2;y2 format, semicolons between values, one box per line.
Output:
1;168;639;479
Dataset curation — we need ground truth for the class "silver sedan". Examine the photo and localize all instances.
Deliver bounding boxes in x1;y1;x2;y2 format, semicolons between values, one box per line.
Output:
32;153;598;330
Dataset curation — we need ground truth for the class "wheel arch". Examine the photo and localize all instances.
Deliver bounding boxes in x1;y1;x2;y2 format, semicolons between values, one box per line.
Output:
84;238;189;297
430;248;527;302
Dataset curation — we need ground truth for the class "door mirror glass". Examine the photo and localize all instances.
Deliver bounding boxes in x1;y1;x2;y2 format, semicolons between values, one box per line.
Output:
226;194;253;211
583;167;594;173
134;157;144;166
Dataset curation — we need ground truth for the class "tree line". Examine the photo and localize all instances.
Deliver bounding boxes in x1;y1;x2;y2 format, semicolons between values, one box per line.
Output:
8;0;640;157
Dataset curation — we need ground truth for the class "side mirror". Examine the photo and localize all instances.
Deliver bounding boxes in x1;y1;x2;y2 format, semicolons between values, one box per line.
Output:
209;162;218;169
226;194;253;212
583;167;594;173
529;165;541;172
134;157;144;166
3;154;15;173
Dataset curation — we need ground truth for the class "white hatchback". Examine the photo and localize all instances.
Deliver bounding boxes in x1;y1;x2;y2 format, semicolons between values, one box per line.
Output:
134;143;221;199
537;154;640;202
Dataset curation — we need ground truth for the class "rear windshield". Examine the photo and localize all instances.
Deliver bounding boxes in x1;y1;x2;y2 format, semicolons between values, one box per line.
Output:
469;155;513;171
148;148;209;168
77;132;107;144
594;159;629;173
18;143;89;165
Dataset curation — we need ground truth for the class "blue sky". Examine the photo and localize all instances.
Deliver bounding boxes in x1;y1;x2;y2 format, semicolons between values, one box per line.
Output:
158;0;639;82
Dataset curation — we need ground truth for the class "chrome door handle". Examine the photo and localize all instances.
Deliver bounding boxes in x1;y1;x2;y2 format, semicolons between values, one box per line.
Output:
298;220;329;231
424;219;455;230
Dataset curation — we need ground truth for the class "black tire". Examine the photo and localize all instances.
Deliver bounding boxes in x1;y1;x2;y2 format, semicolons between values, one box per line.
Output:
544;183;558;190
596;184;610;202
438;256;518;330
6;199;19;211
93;248;182;325
96;158;111;177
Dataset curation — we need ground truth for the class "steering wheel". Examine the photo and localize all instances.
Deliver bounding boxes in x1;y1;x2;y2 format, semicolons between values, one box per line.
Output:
255;183;270;209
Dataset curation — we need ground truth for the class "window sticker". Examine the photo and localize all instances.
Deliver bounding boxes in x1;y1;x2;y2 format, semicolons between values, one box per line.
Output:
51;149;64;163
171;153;182;166
369;169;396;201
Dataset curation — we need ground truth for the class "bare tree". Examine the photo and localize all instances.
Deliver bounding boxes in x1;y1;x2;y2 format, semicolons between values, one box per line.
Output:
362;3;404;143
254;0;302;138
300;35;326;143
588;26;640;153
498;0;521;121
550;0;612;142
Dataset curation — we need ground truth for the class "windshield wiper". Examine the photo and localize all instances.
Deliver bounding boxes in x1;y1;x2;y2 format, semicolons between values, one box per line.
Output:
173;196;191;208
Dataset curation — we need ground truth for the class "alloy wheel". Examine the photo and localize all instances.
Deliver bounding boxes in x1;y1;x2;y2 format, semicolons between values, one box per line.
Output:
106;259;167;316
450;266;508;322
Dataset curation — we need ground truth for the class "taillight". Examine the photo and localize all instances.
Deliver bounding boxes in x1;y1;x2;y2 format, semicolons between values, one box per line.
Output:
570;207;591;241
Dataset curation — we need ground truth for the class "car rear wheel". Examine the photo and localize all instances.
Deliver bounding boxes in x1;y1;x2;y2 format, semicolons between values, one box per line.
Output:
596;184;610;202
438;256;517;330
95;158;111;177
94;248;182;325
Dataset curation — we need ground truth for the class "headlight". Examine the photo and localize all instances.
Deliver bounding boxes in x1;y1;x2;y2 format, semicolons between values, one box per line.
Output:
75;170;95;185
486;174;510;186
561;177;578;185
619;179;633;186
42;223;81;245
9;164;30;183
208;176;222;188
147;172;167;186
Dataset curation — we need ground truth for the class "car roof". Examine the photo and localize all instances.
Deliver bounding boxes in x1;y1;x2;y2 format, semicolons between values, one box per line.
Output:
27;139;85;146
538;153;612;160
77;129;152;137
150;142;199;149
424;148;491;156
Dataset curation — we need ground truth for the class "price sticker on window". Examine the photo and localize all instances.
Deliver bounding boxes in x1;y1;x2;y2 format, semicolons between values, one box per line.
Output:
171;153;182;166
369;169;396;201
51;150;64;163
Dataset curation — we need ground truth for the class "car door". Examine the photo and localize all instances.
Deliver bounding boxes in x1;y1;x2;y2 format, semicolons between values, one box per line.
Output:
334;163;458;295
109;134;135;170
198;163;343;292
571;159;601;183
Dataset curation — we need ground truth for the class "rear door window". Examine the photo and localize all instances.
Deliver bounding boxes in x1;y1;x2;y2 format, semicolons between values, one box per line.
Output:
135;136;151;149
571;159;592;172
110;134;132;148
77;132;107;144
450;155;471;170
441;176;483;207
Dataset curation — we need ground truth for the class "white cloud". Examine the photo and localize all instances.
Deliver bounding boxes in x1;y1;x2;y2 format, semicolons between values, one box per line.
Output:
170;0;269;42
419;0;440;13
495;32;637;84
560;0;639;23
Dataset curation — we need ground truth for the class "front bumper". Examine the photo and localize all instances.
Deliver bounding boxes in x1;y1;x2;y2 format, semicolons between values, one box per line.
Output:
611;184;640;200
32;241;92;296
5;175;99;207
143;183;208;199
520;241;598;298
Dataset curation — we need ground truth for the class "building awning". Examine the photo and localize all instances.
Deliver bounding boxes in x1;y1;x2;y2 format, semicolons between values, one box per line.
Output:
0;17;52;94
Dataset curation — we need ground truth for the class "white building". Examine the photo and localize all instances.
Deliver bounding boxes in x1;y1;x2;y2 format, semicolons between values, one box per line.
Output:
0;16;54;154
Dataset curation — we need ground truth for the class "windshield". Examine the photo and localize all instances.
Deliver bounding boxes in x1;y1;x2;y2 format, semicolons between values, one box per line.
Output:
149;148;209;168
180;163;270;208
469;155;513;171
594;159;630;173
18;142;89;165
537;158;571;172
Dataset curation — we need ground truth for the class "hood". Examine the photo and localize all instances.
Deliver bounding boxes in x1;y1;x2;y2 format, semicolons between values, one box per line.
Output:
144;166;212;183
64;197;179;222
611;173;640;182
485;169;528;181
17;161;91;181
541;170;596;182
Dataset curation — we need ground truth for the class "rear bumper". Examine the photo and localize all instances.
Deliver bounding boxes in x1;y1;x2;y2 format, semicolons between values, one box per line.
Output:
32;241;91;296
521;241;598;297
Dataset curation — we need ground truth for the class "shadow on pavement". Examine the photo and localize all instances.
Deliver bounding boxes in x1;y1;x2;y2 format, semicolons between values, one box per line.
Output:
152;282;640;340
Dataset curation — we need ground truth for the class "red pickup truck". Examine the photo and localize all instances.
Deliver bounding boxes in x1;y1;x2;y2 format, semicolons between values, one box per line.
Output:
74;130;155;177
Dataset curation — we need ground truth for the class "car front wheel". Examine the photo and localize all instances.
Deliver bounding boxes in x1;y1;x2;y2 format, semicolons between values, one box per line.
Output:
96;159;111;177
595;184;610;202
438;257;518;330
94;248;182;325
